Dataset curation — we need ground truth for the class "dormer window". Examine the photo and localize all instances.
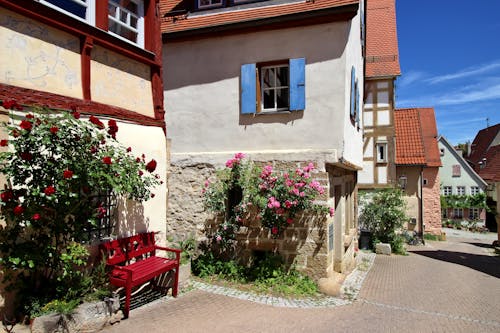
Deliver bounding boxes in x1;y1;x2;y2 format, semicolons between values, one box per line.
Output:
198;0;223;9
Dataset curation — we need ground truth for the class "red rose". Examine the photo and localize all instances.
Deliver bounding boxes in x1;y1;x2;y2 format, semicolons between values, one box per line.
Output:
271;227;278;235
135;157;141;163
25;114;34;119
107;120;118;139
151;193;155;198
126;147;132;152
90;146;98;154
72;111;80;119
146;159;157;173
89;115;104;129
63;169;73;179
102;156;112;165
0;139;8;147
20;152;32;161
44;186;56;196
20;120;32;131
138;170;143;176
32;213;41;220
50;126;59;134
1;191;13;202
13;205;24;215
12;130;20;138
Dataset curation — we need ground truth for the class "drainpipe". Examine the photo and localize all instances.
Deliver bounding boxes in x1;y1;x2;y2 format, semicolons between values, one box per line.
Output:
419;166;425;244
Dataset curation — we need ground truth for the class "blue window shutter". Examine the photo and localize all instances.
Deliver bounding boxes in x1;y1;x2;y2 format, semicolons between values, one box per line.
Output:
355;80;360;124
241;63;256;114
289;58;305;111
194;0;199;10
350;66;356;119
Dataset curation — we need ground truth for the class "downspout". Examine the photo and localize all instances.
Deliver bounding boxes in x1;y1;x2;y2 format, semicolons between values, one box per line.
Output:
419;166;425;244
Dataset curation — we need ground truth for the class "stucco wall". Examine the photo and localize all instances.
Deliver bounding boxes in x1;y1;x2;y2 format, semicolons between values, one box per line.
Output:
113;121;168;244
91;46;154;117
0;8;82;99
164;21;363;165
397;166;422;231
423;167;442;235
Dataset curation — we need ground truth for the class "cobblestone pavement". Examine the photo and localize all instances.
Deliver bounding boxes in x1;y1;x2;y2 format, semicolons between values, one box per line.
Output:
101;230;499;333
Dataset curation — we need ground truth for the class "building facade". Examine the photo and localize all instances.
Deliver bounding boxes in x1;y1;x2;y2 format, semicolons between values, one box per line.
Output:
161;0;365;280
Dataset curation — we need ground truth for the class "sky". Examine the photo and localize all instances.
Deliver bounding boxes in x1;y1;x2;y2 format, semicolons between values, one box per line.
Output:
395;0;500;145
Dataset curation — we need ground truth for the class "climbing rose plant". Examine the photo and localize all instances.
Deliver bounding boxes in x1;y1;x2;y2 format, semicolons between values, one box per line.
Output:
203;153;333;246
0;100;161;306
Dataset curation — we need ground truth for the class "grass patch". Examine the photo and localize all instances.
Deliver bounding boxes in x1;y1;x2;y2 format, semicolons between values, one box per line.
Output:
192;252;319;298
424;234;442;241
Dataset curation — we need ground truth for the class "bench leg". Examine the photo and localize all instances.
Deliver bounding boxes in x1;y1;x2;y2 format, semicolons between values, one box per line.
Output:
172;267;179;297
124;286;132;319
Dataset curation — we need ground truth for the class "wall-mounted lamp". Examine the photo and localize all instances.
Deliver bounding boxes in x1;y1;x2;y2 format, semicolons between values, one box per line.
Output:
399;175;407;189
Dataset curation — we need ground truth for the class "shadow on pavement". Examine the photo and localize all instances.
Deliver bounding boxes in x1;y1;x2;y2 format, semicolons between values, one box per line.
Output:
465;242;494;249
410;249;500;278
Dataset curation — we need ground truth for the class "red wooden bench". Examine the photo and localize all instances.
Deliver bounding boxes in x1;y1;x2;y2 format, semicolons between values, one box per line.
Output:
100;232;181;318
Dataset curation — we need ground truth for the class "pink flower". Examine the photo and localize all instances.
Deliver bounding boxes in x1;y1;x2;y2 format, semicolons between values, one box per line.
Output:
234;152;245;160
285;200;292;208
329;207;335;217
287;218;293;224
271;227;278;235
299;192;305;197
216;235;222;242
204;180;210;187
32;213;41;220
276;208;285;215
291;188;300;196
225;159;234;168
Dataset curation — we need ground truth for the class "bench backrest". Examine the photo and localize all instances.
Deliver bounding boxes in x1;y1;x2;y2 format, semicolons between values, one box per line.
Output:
100;232;157;266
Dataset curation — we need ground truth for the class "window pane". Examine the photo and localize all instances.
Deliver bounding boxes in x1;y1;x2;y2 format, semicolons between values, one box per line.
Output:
117;0;138;14
212;0;222;3
263;90;275;109
263;68;275;88
120;10;128;24
276;88;289;109
108;20;137;42
130;15;138;28
200;0;210;6
45;0;87;19
109;3;117;17
276;67;289;87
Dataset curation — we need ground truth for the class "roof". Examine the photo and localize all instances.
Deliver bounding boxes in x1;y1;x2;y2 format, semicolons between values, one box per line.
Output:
161;0;359;36
365;0;401;78
438;135;488;188
468;123;500;182
394;108;441;167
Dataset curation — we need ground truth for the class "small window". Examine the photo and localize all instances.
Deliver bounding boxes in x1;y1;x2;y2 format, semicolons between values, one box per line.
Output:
423;179;428;186
453;208;463;219
376;142;388;163
198;0;223;8
456;186;465;195
40;0;95;24
443;186;452;196
442;208;448;218
261;64;289;112
469;208;480;220
452;164;461;177
108;0;144;46
241;58;305;114
440;148;445;156
470;186;480;195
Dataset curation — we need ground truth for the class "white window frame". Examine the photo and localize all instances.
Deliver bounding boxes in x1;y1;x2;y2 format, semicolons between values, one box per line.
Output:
456;186;465;195
40;0;96;25
108;0;145;48
469;208;480;220
260;64;290;112
470;186;480;195
198;0;223;9
376;142;388;163
453;208;463;219
443;186;452;196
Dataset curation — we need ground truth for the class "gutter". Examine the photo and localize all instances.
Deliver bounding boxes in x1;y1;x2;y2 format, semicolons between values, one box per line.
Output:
163;3;358;41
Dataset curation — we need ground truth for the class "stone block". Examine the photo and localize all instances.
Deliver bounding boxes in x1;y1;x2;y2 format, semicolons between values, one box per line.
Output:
375;243;391;255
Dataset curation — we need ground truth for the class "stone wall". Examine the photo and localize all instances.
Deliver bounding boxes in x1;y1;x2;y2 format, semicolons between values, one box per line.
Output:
423;167;442;235
166;160;338;281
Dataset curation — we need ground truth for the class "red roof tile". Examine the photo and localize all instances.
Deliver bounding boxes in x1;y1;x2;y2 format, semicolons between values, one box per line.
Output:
160;0;359;35
468;123;500;182
395;108;441;167
365;0;400;78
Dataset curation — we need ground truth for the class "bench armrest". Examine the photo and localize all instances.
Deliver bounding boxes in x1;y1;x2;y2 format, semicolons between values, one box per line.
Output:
109;265;133;281
155;246;181;263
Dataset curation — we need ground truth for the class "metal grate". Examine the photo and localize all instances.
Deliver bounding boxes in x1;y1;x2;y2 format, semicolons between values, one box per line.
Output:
84;191;117;242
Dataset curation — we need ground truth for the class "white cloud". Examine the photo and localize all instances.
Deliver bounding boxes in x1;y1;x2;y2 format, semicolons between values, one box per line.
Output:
397;70;426;88
439;83;500;105
426;61;500;84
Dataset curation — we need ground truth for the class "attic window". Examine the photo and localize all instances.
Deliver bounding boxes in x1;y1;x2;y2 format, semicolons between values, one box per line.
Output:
440;148;445;156
198;0;222;8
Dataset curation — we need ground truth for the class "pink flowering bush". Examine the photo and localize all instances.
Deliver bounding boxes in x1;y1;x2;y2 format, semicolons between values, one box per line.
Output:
203;154;332;245
0;101;161;312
